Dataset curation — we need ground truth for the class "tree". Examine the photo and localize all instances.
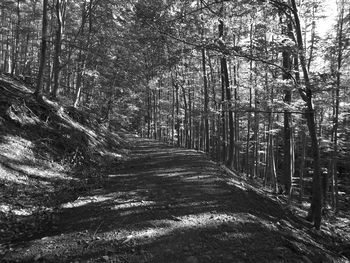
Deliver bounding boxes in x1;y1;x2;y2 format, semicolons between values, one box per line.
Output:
330;0;347;212
35;0;48;97
51;0;66;99
290;0;322;229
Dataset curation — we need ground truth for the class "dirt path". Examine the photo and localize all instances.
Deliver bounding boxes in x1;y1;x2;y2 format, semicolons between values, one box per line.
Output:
4;138;345;262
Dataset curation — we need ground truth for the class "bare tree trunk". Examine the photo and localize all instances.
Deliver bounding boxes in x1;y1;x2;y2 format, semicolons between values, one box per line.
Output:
11;0;20;76
73;54;85;107
189;82;193;148
331;0;345;213
291;0;322;229
202;48;210;153
153;89;157;139
175;81;180;147
208;51;218;158
307;4;317;71
51;0;66;99
280;14;294;201
233;57;240;171
180;82;188;147
35;0;48;97
171;75;175;144
299;128;306;202
218;18;234;166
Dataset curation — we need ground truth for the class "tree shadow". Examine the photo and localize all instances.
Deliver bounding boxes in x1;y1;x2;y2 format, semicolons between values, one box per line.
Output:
4;139;345;262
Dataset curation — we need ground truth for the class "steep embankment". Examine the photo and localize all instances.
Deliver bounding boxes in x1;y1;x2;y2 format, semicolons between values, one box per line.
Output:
0;73;130;253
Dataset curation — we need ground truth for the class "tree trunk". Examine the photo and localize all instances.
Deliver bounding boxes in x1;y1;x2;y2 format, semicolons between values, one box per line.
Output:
171;75;175;144
189;82;193;148
233;57;240;171
11;0;20;76
35;0;48;97
291;0;322;229
202;48;210;153
180;82;188;147
51;0;65;98
218;19;234;166
153;89;157;139
299;128;306;203
281;14;294;201
307;4;317;71
331;0;345;212
175;81;180;147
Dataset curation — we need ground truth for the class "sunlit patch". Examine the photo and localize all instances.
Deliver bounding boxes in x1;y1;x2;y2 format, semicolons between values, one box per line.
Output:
102;151;123;159
7;211;276;261
108;173;134;178
61;194;116;208
0;136;34;160
5;163;73;180
94;213;270;250
0;165;30;185
227;179;248;191
111;200;155;210
0;204;35;216
155;168;187;173
102;212;266;243
155;171;198;178
182;175;214;181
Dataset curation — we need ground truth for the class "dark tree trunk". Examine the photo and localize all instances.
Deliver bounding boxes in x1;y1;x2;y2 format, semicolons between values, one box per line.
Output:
35;0;48;97
291;0;322;229
51;0;64;98
218;19;234;166
202;48;210;153
331;1;344;212
11;0;20;76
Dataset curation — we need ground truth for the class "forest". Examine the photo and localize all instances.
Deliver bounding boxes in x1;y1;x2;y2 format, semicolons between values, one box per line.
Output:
0;0;350;262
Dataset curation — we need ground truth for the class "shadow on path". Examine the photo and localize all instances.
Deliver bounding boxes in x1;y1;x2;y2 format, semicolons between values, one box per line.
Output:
5;138;344;263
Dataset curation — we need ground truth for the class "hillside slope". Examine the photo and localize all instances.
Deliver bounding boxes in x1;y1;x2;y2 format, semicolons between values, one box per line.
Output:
0;73;131;249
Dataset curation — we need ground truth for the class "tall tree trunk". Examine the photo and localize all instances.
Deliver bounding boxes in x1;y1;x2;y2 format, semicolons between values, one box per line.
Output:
171;74;175;144
35;0;48;97
175;81;180;147
245;23;254;176
291;0;322;229
152;89;156;139
51;0;66;99
180;82;188;146
220;58;226;162
11;0;20;76
73;0;93;108
233;57;240;171
331;0;345;212
281;14;294;201
189;81;193;148
202;48;210;153
147;84;151;138
299;127;306;202
218;18;234;166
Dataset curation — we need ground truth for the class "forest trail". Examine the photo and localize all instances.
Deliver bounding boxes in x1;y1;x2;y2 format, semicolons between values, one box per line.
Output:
5;138;345;263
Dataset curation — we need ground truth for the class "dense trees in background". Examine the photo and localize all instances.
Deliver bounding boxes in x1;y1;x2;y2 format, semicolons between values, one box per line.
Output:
0;0;349;229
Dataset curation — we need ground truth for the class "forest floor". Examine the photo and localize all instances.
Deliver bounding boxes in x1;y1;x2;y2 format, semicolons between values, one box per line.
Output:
0;73;350;262
2;137;350;263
